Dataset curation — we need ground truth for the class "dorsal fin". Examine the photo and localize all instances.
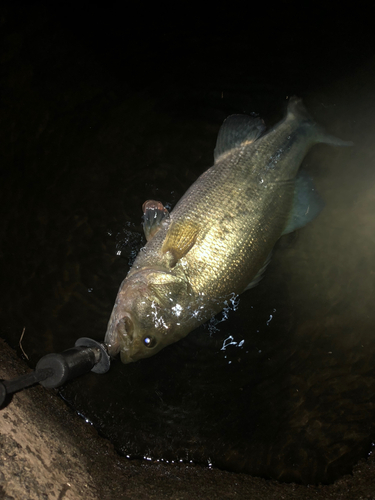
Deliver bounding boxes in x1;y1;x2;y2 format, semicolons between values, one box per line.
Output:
214;114;266;162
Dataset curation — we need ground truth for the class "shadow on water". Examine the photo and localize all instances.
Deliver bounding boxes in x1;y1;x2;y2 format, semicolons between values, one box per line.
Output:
1;0;375;486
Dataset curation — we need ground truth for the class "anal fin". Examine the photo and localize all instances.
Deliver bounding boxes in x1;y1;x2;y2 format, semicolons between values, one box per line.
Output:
282;171;324;235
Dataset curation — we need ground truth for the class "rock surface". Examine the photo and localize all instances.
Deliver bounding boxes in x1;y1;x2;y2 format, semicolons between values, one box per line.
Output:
1;339;375;500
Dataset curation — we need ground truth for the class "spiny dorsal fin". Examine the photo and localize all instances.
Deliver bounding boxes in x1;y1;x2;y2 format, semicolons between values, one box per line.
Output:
161;219;200;267
214;114;265;162
142;200;169;241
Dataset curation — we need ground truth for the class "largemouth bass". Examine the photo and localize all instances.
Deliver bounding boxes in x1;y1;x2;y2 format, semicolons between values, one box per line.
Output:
105;97;350;363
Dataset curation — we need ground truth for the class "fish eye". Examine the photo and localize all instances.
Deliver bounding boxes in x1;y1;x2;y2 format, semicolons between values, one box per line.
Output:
143;335;157;348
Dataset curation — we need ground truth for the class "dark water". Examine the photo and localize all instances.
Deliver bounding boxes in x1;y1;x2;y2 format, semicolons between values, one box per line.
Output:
1;0;375;485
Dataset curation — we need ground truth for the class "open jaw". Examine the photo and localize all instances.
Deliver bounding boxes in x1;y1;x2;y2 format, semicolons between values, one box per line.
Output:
105;311;134;358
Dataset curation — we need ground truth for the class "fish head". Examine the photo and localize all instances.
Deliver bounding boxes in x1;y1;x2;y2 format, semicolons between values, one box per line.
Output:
104;269;190;363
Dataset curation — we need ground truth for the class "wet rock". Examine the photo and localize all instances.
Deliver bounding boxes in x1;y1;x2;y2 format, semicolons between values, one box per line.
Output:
1;339;375;500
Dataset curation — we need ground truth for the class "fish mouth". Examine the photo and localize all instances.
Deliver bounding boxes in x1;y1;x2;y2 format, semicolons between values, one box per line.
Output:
104;331;121;358
104;313;134;359
104;319;120;357
119;349;136;364
105;331;135;364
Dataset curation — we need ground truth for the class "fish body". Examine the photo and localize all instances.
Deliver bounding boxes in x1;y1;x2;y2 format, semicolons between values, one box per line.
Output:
105;97;350;363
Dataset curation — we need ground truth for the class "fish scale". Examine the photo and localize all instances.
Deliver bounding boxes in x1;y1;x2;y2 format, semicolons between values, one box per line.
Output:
105;97;351;363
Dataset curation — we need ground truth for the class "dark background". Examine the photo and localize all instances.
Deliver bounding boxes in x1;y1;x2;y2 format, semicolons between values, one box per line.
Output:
1;0;375;485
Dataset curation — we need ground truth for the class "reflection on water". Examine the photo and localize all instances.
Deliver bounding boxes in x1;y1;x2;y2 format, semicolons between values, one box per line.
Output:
1;6;375;485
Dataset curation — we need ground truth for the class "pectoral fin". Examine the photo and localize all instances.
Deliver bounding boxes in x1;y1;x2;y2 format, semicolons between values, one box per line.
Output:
162;219;200;266
142;200;169;241
282;171;324;235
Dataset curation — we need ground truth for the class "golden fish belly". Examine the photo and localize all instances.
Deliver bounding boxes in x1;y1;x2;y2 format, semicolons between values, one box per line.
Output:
173;174;293;304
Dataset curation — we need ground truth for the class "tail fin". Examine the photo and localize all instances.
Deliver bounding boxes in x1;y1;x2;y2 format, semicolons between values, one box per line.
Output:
318;133;353;147
287;96;313;122
287;96;353;147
